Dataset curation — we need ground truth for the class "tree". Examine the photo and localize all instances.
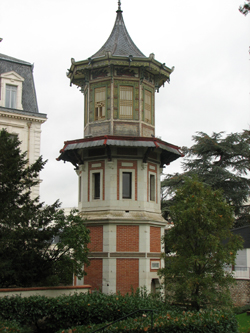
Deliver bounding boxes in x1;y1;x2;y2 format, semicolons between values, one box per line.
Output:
162;131;250;227
239;1;250;15
159;177;243;310
0;129;90;287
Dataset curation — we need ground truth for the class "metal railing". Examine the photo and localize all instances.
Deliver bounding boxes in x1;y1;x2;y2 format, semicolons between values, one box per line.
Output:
91;309;156;333
225;266;250;279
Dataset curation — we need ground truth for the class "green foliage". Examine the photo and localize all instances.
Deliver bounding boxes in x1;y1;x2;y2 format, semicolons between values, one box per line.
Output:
0;318;32;333
57;309;239;333
234;304;250;315
162;131;250;227
0;291;167;332
159;177;243;311
239;1;250;15
0;129;90;287
0;292;239;333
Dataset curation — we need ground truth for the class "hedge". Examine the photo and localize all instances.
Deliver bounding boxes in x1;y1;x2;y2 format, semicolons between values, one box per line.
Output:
0;291;239;333
0;291;167;332
57;310;239;333
0;318;32;333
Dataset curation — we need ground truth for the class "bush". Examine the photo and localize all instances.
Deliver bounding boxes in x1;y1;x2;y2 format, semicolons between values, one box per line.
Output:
0;290;168;332
56;309;239;333
0;291;239;333
0;318;32;333
233;304;250;315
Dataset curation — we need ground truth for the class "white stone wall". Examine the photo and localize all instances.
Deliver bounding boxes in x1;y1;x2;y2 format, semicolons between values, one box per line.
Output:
0;111;45;199
78;157;162;216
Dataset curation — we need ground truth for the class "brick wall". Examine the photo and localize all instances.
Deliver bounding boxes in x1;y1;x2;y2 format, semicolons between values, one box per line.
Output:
84;259;103;291
230;279;250;306
117;225;139;252
87;226;103;252
116;259;139;295
150;226;161;253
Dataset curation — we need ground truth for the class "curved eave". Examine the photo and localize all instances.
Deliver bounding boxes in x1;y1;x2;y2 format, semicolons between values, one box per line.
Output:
67;55;173;88
57;135;183;168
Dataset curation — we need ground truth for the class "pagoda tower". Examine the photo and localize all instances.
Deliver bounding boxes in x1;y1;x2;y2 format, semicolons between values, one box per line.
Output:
58;2;182;294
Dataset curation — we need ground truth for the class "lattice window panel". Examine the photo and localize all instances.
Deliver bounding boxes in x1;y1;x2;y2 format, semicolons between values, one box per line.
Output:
120;86;133;119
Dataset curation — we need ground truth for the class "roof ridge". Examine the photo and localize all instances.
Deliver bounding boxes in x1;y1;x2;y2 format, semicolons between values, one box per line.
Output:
0;53;31;66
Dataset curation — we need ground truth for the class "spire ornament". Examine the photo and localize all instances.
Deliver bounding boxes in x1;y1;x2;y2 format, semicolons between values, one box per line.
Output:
117;0;122;12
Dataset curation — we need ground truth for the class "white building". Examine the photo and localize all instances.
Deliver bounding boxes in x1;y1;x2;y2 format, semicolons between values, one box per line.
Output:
0;53;47;198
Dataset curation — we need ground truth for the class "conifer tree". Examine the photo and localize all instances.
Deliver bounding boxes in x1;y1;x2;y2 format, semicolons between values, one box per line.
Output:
239;0;250;15
159;177;243;310
162;130;250;227
0;129;90;287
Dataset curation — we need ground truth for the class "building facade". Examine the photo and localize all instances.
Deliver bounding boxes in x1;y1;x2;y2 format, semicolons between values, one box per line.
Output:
58;2;182;294
0;53;47;199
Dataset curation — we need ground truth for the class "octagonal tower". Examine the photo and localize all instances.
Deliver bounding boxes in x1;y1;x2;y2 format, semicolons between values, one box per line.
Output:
58;2;182;294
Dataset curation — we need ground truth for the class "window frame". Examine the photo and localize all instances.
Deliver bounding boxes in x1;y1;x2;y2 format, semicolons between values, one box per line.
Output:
122;172;132;199
78;175;82;202
0;71;24;110
144;89;152;124
89;169;103;201
94;86;106;121
119;85;134;120
149;174;156;201
119;168;135;201
93;172;101;200
5;84;17;108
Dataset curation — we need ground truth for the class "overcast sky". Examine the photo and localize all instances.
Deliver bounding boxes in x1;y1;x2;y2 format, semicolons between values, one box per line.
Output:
1;0;249;208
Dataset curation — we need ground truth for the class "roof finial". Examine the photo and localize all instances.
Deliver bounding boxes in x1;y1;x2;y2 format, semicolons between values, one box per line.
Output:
118;0;122;11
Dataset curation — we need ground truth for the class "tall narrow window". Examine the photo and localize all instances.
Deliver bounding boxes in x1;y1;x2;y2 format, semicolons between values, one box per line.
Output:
145;90;152;124
120;86;133;119
95;87;105;120
150;174;155;201
5;85;17;108
93;172;100;199
122;172;132;199
84;93;88;126
79;176;82;202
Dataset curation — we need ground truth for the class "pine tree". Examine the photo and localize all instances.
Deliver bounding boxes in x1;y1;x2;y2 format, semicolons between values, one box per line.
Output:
159;177;243;310
162;130;250;227
0;129;90;287
239;0;250;15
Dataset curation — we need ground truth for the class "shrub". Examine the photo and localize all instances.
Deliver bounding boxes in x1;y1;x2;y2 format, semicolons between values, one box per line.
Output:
56;309;239;333
233;304;250;315
0;318;32;333
0;291;238;333
0;289;168;332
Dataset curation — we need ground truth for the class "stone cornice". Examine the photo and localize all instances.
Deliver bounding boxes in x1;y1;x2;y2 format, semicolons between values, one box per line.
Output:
0;108;47;123
68;55;173;90
88;252;162;258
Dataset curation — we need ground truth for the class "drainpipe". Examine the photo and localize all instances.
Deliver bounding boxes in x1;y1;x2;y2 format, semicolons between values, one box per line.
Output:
27;121;32;164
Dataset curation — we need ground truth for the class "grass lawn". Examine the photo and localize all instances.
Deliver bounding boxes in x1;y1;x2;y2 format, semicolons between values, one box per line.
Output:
237;313;250;333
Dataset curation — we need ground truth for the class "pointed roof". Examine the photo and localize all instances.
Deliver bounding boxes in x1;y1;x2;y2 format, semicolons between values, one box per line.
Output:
91;3;145;59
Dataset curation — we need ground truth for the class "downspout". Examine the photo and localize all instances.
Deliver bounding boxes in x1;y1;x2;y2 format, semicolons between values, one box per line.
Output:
27;121;32;164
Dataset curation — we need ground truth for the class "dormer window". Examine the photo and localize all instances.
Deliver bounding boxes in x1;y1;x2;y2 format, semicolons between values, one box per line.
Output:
5;85;17;108
0;71;24;110
94;87;106;120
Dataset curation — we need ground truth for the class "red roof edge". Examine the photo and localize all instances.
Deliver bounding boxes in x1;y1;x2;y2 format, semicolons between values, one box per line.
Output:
60;135;182;151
